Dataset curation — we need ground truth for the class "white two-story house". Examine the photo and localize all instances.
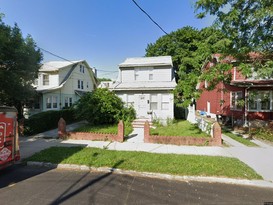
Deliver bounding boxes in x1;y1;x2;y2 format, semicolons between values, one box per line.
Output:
28;60;97;115
111;56;176;122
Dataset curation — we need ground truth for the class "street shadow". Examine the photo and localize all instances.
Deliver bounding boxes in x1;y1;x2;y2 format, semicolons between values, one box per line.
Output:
49;160;125;205
0;143;86;189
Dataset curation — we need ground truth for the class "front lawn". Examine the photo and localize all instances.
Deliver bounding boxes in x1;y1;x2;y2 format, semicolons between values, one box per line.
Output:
150;120;210;137
74;123;133;137
27;146;262;180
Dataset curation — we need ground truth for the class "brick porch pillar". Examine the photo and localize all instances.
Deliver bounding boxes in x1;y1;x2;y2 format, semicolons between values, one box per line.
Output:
117;120;124;142
144;121;150;143
58;118;67;138
213;122;222;145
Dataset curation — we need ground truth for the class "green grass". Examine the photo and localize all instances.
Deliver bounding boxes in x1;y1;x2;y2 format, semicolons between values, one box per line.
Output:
222;129;258;147
27;146;262;180
74;123;133;137
150;120;210;138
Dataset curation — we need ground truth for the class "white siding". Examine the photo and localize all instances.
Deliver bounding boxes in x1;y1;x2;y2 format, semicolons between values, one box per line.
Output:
154;67;172;81
121;69;135;82
115;91;174;121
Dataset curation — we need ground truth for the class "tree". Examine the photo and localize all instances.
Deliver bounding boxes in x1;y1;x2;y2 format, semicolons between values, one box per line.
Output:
0;16;43;118
146;26;230;106
195;0;273;77
74;88;136;125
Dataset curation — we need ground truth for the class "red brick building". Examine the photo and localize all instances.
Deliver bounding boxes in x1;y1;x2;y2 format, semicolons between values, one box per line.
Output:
196;54;273;125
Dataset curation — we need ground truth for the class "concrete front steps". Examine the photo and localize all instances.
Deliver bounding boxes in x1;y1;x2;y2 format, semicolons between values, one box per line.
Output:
132;118;153;128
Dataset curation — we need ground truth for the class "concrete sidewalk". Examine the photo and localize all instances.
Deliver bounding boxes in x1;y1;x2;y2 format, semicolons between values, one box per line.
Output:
19;122;273;184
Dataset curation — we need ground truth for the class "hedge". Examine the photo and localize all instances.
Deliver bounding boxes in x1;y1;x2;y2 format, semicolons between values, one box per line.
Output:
24;109;77;135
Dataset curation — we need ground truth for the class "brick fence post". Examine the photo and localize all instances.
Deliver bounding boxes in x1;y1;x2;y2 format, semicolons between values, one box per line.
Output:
58;118;67;138
144;121;150;143
117;120;124;142
213;122;222;145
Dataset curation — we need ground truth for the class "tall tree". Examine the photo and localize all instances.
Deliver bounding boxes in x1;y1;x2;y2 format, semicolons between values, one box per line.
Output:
195;0;273;77
0;16;43;118
146;26;230;106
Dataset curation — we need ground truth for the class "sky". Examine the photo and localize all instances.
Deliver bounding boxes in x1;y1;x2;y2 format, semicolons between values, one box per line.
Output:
0;0;214;79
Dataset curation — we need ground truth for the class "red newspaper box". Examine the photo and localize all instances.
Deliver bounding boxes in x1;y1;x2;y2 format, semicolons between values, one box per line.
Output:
0;106;20;170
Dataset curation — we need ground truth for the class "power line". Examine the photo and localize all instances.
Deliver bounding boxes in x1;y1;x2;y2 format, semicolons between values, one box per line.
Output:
131;0;169;35
38;46;117;73
38;47;75;64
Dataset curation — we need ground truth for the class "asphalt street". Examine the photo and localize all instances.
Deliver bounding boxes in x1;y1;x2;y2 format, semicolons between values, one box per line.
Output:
1;165;273;205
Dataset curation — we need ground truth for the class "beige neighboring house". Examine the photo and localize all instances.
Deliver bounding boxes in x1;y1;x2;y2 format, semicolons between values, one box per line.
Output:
25;60;97;117
110;56;176;122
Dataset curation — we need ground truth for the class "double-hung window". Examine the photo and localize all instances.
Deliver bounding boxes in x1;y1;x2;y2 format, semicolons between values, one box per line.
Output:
46;96;58;109
150;94;158;110
65;97;73;107
230;91;243;110
161;94;170;110
43;74;49;86
78;80;84;90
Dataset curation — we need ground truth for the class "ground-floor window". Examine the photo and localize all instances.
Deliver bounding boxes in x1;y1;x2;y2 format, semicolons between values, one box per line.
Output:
230;91;243;110
248;90;272;111
161;94;169;110
65;97;73;108
46;96;58;109
150;94;158;110
127;94;134;107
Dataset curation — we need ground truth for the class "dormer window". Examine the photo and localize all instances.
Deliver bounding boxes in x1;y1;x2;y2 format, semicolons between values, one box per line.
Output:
43;74;49;86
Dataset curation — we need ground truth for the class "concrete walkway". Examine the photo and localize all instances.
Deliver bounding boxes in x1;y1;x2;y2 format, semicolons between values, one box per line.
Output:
19;122;273;184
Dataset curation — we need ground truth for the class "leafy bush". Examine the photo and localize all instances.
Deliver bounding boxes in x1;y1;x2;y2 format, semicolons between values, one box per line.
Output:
250;127;273;142
74;88;136;125
24;109;76;135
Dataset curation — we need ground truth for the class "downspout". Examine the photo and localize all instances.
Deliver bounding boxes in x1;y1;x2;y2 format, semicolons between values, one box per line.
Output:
244;86;251;127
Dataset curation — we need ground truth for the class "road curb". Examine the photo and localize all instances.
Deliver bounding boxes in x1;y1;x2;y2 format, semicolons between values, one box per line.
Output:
27;161;273;189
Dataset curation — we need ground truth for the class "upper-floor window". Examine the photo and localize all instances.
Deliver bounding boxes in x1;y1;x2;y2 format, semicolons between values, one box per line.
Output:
78;80;84;90
34;79;38;86
80;65;85;73
230;91;243;110
43;74;49;86
134;69;139;81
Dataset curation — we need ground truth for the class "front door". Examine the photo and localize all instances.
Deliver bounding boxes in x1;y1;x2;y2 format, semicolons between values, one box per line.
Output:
138;94;149;118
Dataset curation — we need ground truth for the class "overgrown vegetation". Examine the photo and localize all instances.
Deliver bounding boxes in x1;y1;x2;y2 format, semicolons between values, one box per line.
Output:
27;146;262;180
222;128;258;147
150;120;210;137
24;109;77;135
74;88;136;125
74;123;133;137
250;127;273;142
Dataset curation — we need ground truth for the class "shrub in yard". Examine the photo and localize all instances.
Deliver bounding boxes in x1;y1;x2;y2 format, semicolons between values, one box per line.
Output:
24;109;76;135
74;88;136;125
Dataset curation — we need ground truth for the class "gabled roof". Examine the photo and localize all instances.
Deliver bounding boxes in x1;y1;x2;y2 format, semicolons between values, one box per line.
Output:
36;60;97;92
40;60;83;72
119;56;173;68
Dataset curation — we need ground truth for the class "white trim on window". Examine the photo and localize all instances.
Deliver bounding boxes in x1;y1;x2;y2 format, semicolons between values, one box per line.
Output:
230;91;243;111
248;90;272;112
